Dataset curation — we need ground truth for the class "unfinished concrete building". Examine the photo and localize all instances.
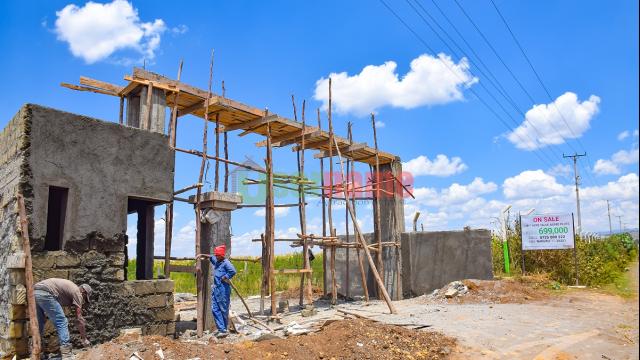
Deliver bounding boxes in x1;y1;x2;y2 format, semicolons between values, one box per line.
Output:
0;67;493;359
0;103;177;357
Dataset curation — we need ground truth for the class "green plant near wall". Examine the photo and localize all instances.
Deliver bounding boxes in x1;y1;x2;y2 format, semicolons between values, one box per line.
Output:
127;252;325;296
492;231;638;286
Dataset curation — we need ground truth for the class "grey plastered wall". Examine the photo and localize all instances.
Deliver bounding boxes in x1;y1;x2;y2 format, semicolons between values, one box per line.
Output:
26;104;174;249
401;230;493;297
334;229;493;299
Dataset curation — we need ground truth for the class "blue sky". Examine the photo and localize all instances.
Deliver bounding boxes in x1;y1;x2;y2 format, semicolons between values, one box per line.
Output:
1;0;638;257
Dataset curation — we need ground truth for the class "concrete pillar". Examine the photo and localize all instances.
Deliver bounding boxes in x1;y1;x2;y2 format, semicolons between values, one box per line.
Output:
377;160;404;300
126;85;166;134
199;210;232;331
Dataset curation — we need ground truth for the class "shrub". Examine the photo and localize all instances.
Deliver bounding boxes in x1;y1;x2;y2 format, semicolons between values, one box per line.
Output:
492;230;638;286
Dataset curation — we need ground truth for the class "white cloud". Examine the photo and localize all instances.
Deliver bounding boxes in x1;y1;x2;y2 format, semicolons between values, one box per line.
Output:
617;129;639;141
254;207;291;218
593;147;639;175
411;177;497;207
507;92;600;150
403;154;467;177
593;159;620;175
611;148;639;165
375;120;385;128
617;130;630;141
314;53;478;116
404;168;639;234
503;170;568;199
581;173;639;201
54;0;167;64
548;163;572;179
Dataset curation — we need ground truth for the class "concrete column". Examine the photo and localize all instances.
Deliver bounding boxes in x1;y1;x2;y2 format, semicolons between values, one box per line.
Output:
199;210;231;331
378;160;404;300
126;85;166;134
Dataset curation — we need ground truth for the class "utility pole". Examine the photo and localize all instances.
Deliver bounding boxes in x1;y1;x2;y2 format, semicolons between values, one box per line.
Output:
606;200;613;235
501;205;512;275
615;215;623;233
563;153;586;235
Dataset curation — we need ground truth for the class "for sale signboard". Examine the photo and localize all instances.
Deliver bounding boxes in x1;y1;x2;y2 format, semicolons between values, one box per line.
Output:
521;213;575;250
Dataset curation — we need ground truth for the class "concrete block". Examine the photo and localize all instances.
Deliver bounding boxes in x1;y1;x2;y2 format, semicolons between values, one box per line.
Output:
144;324;166;336
153;307;175;321
9;305;26;320
55;253;81;267
8;269;25;286
154;279;174;293
7;321;24;339
101;268;125;281
6;252;25;269
145;294;168;308
166;322;176;335
118;282;136;297
31;254;55;269
14;338;29;356
131;281;156;295
11;285;26;305
110;252;126;267
81;250;107;267
42;269;69;280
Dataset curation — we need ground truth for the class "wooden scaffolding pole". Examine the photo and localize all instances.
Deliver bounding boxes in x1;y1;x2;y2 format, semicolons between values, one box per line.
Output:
260;233;267;315
164;59;183;278
318;108;328;296
371;114;384;295
265;115;277;317
294;99;313;306
327;78;337;305
345;122;351;299
223;81;230;192
214;113;221;191
332;137;397;314
17;194;41;360
349;125;369;301
195;50;214;336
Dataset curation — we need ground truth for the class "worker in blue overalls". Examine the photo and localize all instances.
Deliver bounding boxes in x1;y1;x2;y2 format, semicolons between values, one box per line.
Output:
197;244;236;338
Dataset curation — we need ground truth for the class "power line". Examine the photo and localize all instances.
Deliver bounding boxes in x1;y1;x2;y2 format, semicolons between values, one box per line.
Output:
378;0;557;168
404;0;563;167
452;0;591;167
489;0;601;187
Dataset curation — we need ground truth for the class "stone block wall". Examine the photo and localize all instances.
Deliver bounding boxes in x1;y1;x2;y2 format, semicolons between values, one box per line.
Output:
36;279;176;353
0;106;30;359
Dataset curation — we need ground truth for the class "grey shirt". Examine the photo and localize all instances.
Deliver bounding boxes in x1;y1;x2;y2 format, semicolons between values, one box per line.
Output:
34;278;84;308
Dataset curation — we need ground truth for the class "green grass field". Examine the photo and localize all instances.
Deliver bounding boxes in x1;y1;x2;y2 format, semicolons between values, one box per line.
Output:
127;252;324;297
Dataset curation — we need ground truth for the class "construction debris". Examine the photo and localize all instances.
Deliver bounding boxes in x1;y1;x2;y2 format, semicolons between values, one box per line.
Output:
77;319;456;360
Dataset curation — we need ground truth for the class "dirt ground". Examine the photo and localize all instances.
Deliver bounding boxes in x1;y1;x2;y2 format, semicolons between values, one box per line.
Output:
74;263;639;360
78;319;456;360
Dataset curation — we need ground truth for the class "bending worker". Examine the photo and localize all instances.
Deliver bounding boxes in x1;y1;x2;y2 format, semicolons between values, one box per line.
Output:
34;278;92;356
197;244;236;338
